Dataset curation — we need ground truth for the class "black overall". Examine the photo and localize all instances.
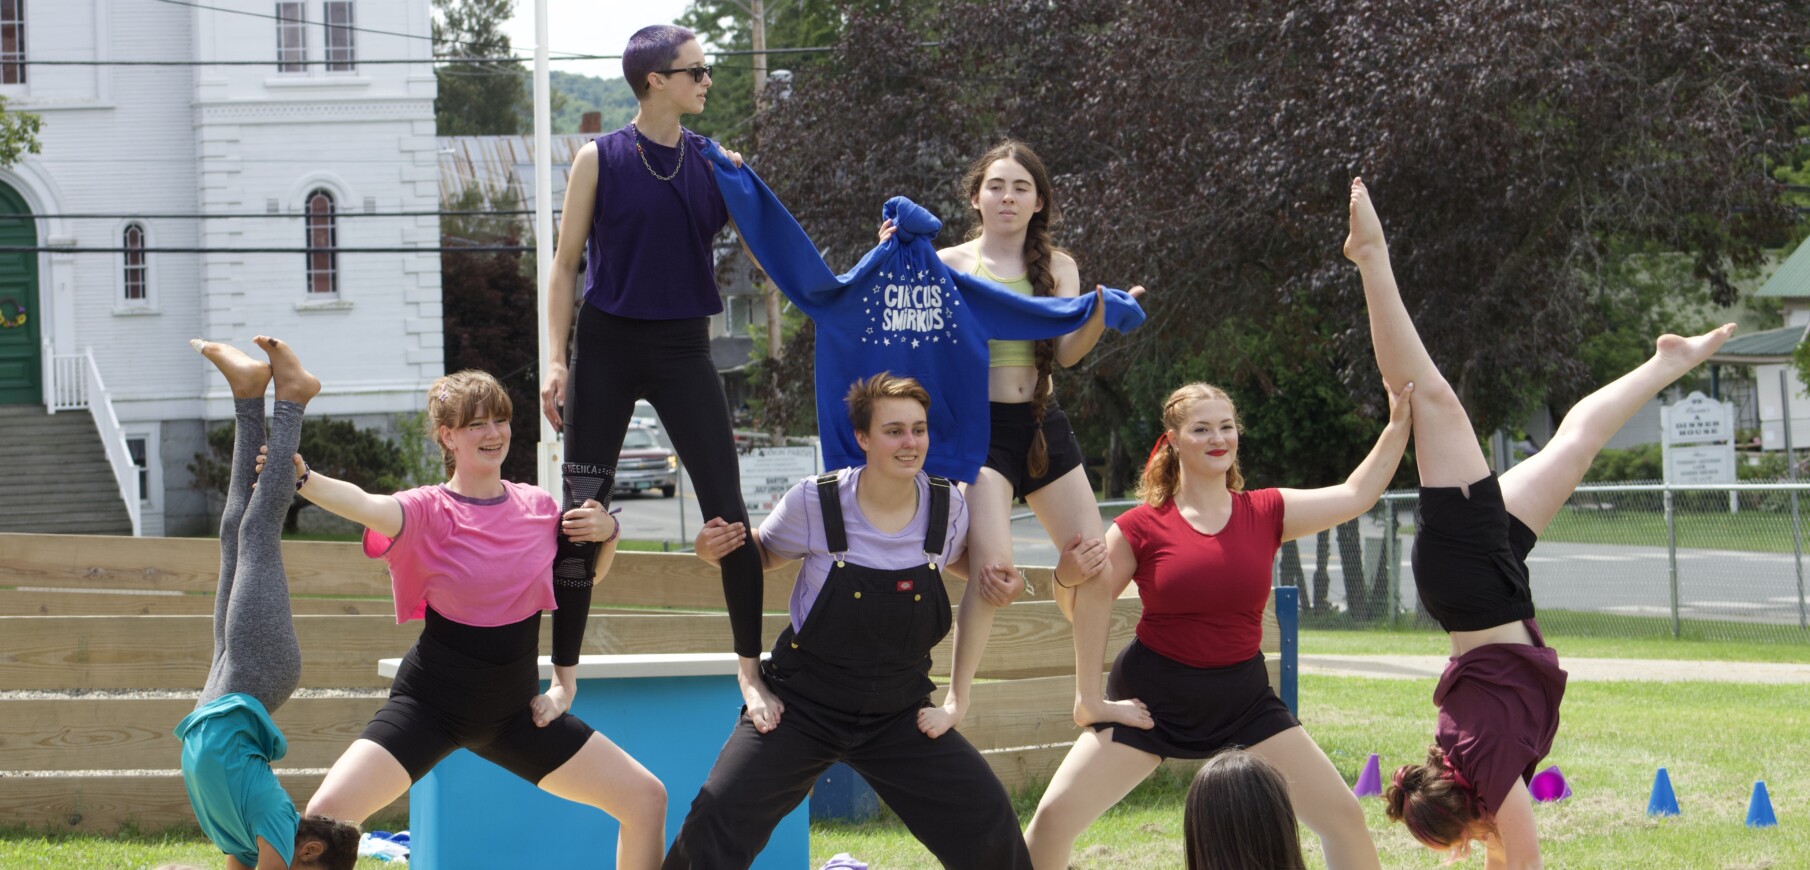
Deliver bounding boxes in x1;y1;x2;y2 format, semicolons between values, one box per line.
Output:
663;473;1032;870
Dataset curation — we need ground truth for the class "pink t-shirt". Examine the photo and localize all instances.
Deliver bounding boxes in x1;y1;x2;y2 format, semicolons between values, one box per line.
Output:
362;482;560;626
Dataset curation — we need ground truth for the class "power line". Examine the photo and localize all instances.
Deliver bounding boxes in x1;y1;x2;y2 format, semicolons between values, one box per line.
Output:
0;245;534;254
11;44;880;68
147;0;493;52
2;210;557;220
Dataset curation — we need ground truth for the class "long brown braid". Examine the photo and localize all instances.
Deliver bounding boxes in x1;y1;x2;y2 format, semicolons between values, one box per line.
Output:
962;140;1063;477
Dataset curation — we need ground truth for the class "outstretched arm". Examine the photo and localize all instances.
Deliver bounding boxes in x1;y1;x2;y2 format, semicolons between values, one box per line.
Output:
1483;779;1543;869
1276;383;1413;542
263;448;402;537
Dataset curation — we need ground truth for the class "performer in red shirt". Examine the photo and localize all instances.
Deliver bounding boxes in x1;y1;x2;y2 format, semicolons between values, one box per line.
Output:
1023;379;1413;868
1344;177;1736;866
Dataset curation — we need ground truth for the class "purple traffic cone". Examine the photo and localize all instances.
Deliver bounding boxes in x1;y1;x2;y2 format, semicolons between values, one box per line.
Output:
1529;765;1572;803
1352;753;1382;798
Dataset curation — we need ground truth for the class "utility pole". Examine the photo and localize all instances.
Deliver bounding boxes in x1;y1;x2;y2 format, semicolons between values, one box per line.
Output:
751;0;782;366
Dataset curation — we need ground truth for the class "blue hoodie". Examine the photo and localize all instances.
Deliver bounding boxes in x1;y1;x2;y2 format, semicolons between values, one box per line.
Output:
709;152;1146;482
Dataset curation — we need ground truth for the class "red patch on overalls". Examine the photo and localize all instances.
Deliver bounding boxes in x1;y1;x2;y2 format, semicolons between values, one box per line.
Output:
895;580;915;592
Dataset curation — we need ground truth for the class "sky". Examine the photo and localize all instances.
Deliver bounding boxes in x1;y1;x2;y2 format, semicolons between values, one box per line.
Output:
499;0;711;82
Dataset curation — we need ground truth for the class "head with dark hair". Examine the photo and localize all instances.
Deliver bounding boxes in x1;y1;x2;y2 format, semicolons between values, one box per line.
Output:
961;140;1064;478
1385;745;1485;856
845;372;931;477
1184;749;1306;870
1138;382;1245;506
291;815;361;870
844;371;931;434
623;24;698;99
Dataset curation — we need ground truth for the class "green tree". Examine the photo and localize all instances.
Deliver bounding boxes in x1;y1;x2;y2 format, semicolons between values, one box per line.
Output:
676;0;850;148
191;418;413;533
434;0;529;135
0;96;40;167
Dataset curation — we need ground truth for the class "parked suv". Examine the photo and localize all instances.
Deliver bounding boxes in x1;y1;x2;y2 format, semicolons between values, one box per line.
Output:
615;423;678;498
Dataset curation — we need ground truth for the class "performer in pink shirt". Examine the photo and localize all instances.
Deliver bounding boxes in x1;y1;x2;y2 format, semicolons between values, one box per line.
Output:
266;369;668;870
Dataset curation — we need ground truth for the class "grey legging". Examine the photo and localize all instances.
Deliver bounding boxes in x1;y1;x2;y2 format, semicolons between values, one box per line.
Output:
197;397;304;712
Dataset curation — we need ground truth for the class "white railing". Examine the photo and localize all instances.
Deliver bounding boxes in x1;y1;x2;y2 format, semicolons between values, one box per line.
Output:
43;343;142;536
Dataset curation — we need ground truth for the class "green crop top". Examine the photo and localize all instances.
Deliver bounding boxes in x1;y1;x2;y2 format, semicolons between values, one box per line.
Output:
976;261;1038;368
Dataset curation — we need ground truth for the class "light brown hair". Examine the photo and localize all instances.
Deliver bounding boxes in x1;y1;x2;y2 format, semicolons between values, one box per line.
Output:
844;371;931;435
1137;382;1245;506
1385;744;1484;856
425;370;514;475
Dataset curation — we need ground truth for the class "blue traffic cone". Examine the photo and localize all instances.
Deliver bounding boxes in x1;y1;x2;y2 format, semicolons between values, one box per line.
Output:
1746;780;1777;828
1647;767;1680;817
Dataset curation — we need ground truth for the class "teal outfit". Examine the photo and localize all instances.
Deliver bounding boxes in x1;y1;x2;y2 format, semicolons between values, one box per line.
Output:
175;692;300;866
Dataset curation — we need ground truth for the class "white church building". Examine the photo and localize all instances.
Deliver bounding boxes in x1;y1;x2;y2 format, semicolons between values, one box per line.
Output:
0;0;441;535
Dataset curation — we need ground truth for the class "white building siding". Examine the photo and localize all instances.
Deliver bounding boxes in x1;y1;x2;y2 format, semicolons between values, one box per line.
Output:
2;0;439;534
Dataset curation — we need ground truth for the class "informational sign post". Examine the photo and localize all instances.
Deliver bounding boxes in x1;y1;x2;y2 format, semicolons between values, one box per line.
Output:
1661;392;1737;511
740;446;821;512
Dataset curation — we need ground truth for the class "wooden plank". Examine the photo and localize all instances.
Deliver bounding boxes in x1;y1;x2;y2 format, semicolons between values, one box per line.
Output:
0;589;392;616
0;773;406;833
0;697;385;771
982;743;1073;794
0;533;390;596
933;675;1084;751
0;615;422;689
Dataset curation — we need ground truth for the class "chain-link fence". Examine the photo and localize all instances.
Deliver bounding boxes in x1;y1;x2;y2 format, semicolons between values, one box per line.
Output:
1011;481;1810;645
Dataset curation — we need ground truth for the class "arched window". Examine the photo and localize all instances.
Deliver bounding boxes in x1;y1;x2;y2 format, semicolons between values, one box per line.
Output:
122;222;147;301
0;0;25;85
305;189;337;295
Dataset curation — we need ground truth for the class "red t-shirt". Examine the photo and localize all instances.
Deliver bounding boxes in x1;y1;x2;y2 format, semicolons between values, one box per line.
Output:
1113;489;1286;668
1433;620;1568;816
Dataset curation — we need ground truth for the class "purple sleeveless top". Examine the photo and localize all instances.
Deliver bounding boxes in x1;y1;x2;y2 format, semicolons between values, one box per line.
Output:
585;125;729;319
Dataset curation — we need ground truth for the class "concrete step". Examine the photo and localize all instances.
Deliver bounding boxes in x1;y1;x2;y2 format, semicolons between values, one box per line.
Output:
0;404;138;535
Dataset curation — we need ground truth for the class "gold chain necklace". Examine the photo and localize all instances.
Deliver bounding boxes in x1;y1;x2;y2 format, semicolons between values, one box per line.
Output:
631;123;684;182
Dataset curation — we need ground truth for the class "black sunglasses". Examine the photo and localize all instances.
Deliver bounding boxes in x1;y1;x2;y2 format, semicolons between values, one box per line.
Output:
655;65;712;83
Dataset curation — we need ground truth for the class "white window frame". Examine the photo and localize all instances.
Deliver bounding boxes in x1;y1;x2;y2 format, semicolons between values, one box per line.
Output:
322;1;355;73
122;425;161;512
276;1;307;74
304;187;338;297
113;219;158;313
0;0;25;88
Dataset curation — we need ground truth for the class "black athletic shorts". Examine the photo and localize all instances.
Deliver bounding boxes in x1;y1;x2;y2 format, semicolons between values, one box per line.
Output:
360;621;594;784
1092;640;1298;759
1411;473;1539;632
983;400;1086;500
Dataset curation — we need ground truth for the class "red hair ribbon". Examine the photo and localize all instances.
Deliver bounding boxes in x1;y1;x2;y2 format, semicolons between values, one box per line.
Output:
1145;431;1171;470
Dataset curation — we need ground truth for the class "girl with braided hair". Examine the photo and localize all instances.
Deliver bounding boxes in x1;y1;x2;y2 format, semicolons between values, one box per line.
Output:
1345;177;1735;865
882;140;1152;739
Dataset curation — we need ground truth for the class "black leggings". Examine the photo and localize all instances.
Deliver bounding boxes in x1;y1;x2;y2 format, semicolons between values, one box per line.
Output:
565;304;763;657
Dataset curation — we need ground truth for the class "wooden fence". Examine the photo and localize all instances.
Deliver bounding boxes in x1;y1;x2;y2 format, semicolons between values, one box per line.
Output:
0;532;1280;832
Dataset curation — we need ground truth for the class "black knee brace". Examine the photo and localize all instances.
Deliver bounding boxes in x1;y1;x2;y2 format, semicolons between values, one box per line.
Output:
553;462;615;586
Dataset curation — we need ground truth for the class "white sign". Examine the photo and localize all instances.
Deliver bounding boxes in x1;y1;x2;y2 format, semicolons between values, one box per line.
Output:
1666;443;1736;485
740;446;820;512
1660;393;1735;485
1664;391;1733;445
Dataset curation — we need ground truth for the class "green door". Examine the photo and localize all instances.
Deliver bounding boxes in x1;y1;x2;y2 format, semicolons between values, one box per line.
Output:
0;181;39;404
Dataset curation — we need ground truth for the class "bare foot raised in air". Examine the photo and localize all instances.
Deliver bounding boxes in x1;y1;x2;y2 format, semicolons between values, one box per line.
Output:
190;339;270;400
254;335;321;406
1343;176;1387;264
1655;323;1737;375
1075;695;1155;731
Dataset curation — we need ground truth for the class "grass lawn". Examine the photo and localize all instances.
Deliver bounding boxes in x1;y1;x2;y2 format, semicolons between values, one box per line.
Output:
809;675;1810;868
14;677;1797;868
1300;625;1810;663
1540;507;1807;554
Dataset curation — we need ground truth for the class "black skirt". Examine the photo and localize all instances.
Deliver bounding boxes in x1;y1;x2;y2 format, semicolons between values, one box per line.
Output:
1091;639;1298;759
1412;473;1539;632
